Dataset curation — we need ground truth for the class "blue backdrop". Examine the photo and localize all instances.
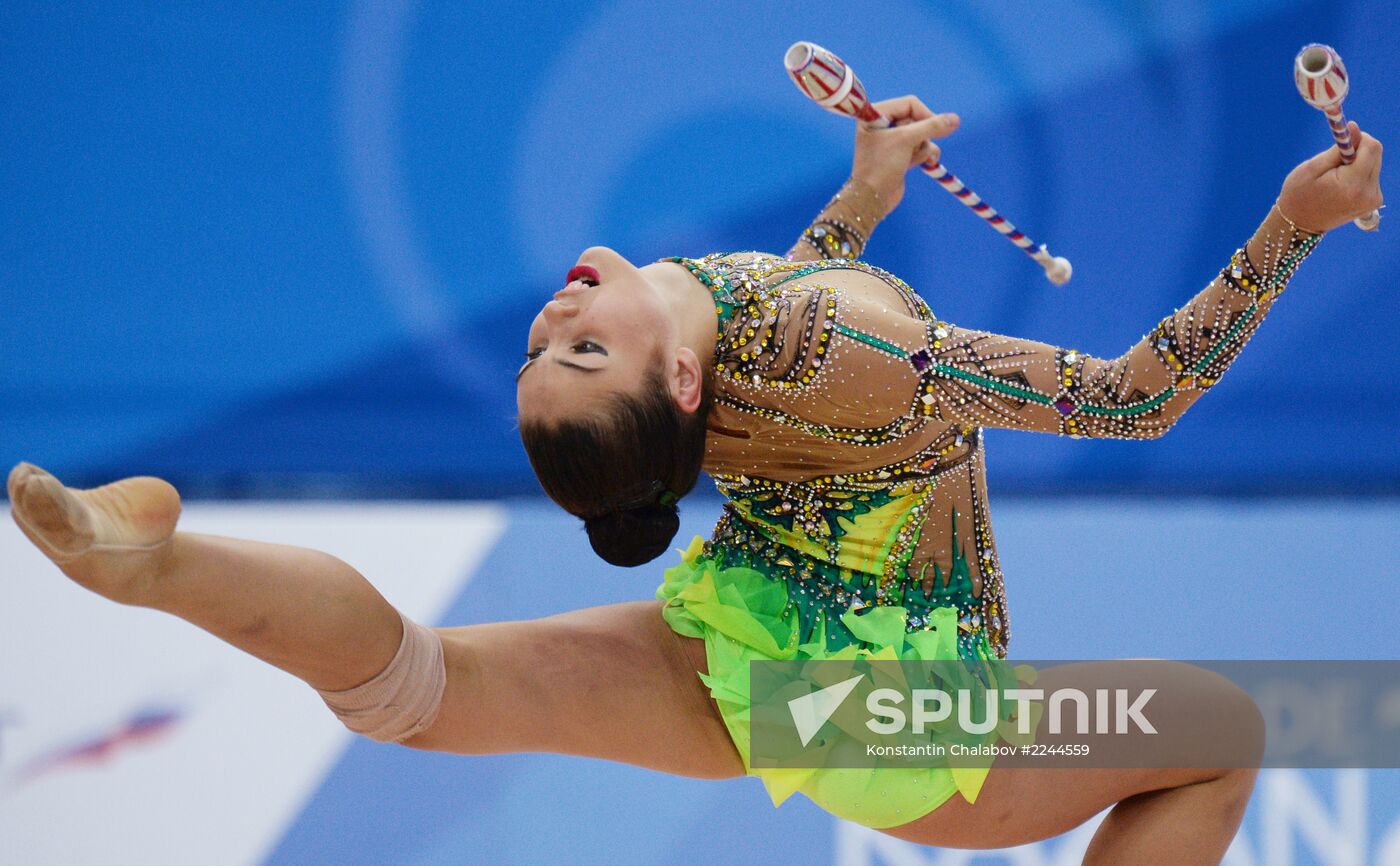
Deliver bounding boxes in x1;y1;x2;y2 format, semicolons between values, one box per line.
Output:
2;0;1396;498
3;5;1399;864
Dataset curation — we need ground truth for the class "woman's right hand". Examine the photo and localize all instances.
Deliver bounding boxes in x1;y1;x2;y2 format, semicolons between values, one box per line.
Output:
850;95;961;218
1277;121;1383;234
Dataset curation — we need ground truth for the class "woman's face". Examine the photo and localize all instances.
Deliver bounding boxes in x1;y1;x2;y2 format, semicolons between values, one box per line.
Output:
515;246;676;425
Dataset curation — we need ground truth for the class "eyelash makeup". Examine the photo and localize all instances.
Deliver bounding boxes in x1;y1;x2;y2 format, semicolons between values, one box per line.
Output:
523;341;605;360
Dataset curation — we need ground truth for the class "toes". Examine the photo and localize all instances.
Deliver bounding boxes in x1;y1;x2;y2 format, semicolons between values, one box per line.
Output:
13;469;93;558
20;473;69;532
8;461;39;503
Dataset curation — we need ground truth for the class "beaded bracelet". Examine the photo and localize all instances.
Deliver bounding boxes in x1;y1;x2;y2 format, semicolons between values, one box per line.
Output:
1272;199;1325;237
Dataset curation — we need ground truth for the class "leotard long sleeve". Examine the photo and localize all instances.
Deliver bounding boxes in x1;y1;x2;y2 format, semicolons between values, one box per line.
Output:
666;191;1320;658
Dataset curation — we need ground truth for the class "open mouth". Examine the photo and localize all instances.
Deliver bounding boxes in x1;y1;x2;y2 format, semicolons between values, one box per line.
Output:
565;264;601;287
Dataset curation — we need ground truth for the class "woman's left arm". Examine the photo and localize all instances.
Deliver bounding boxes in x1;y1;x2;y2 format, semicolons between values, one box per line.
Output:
921;125;1383;439
786;96;961;262
920;207;1320;438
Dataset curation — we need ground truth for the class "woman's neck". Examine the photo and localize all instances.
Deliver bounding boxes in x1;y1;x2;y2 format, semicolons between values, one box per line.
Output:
644;261;719;369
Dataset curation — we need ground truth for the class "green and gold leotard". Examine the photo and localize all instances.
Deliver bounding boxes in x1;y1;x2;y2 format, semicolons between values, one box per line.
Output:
654;179;1320;828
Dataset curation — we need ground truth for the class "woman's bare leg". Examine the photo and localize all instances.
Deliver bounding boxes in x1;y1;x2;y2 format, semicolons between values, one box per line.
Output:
880;660;1264;864
880;762;1256;863
407;603;744;778
7;463;742;778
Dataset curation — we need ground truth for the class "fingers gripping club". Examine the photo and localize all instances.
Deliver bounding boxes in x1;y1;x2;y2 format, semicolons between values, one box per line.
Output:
784;41;1073;286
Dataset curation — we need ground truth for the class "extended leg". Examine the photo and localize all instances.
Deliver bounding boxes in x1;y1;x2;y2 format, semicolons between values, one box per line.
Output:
8;464;743;779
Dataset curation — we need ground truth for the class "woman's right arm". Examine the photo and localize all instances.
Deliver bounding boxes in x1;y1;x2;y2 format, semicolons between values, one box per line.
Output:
785;96;961;263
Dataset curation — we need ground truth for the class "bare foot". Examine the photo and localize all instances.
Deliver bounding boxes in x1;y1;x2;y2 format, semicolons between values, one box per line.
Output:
8;462;181;604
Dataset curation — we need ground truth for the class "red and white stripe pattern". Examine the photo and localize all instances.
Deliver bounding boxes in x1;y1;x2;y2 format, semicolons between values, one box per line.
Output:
783;41;880;124
1294;43;1379;230
784;41;1072;284
1294;44;1355;157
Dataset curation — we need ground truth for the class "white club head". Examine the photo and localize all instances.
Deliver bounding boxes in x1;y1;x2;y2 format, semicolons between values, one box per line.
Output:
784;41;877;122
1294;43;1350;111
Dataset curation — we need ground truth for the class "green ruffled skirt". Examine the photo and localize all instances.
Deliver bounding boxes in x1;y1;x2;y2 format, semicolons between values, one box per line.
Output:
657;535;1030;830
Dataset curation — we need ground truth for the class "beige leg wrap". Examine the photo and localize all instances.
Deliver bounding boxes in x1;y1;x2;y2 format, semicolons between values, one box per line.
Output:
317;609;446;744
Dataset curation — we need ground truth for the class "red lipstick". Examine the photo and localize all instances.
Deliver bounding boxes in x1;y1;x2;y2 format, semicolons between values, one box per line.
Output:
566;264;601;286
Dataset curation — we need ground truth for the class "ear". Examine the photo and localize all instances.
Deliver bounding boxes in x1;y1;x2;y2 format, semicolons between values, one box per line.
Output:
669;346;704;414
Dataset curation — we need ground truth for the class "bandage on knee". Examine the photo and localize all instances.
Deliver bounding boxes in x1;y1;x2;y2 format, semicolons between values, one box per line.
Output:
316;609;446;744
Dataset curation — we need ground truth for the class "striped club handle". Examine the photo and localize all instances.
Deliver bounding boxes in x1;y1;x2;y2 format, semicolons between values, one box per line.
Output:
784;41;1072;285
1294;44;1380;231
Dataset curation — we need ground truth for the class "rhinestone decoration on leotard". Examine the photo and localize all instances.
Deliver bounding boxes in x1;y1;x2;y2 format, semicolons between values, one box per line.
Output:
662;217;1319;658
704;504;995;660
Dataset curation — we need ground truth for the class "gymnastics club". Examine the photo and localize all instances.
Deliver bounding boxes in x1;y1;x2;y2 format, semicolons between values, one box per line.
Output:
1294;43;1381;231
784;41;1072;285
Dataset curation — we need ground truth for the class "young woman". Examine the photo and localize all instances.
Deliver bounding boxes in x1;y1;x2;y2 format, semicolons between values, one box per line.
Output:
9;96;1382;863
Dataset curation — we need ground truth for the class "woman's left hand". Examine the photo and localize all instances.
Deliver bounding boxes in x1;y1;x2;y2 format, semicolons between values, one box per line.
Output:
850;95;961;218
1277;120;1383;234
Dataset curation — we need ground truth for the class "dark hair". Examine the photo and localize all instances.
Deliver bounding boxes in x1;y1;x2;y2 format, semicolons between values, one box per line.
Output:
520;358;716;567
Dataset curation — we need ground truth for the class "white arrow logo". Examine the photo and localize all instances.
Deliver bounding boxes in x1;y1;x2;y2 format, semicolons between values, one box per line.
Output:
787;674;864;747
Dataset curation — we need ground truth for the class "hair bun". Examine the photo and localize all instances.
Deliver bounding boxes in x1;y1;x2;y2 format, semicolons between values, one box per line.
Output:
584;503;680;567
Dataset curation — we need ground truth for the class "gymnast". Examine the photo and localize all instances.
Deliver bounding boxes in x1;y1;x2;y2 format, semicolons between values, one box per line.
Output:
8;91;1383;862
